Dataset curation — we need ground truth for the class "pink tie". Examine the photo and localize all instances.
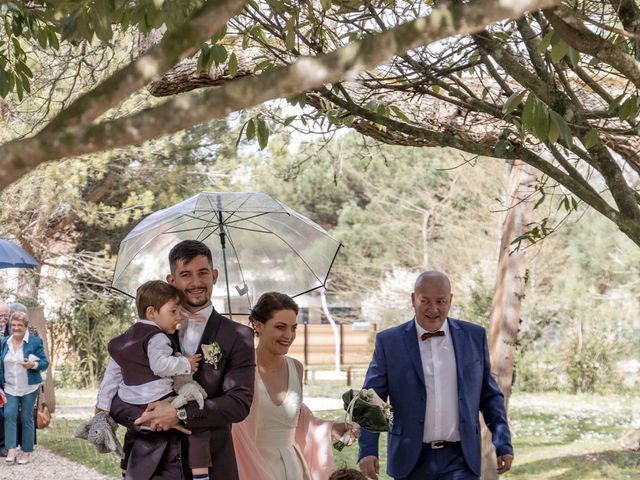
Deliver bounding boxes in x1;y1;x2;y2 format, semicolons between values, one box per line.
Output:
181;308;208;323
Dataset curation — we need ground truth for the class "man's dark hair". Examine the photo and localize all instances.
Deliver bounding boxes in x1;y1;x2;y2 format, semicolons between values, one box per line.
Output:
249;292;299;334
136;280;182;319
168;240;213;274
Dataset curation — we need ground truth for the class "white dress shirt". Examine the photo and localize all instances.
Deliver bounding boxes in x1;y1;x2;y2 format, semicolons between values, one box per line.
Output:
96;320;191;410
179;304;213;356
3;331;41;397
415;318;460;442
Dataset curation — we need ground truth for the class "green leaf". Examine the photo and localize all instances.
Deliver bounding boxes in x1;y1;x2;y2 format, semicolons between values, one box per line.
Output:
257;118;269;149
389;105;410;123
15;61;33;78
538;31;554;53
211;44;227;65
283;116;296;126
522;93;535;129
618;96;637;121
608;93;626;114
37;29;48;49
228;52;238;76
584;129;598;150
255;59;273;72
494;139;513;156
47;30;60;50
211;24;228;44
287;93;306;107
320;0;332;10
549;110;572;144
548;115;560;143
285;18;296;51
197;44;211;71
246;119;256;140
0;68;8;97
502;90;527;116
532;97;550;141
567;47;580;68
15;75;23;101
550;40;570;63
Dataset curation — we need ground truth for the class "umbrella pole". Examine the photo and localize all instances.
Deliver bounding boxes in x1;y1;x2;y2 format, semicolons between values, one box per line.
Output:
321;288;341;373
218;213;233;320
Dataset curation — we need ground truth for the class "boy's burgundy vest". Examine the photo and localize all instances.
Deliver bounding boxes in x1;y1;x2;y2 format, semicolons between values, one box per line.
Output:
108;322;176;386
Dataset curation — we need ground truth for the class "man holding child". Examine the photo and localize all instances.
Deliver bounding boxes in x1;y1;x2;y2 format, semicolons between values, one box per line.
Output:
107;240;255;479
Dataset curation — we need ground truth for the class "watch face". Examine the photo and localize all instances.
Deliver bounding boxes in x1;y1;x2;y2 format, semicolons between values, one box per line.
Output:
177;409;187;420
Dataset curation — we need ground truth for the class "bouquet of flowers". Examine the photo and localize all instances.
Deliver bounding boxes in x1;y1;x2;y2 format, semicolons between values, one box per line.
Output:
333;388;393;451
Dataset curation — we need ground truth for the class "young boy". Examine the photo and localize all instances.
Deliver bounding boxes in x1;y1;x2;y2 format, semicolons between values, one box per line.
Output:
95;280;211;480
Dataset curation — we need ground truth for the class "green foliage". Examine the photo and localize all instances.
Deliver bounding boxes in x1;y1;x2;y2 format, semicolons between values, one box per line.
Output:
562;334;619;394
15;295;39;307
57;297;133;389
247;131;502;299
0;0;204;98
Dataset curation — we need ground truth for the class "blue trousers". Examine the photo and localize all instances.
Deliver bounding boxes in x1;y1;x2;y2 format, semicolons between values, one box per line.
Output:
4;389;38;452
400;442;479;480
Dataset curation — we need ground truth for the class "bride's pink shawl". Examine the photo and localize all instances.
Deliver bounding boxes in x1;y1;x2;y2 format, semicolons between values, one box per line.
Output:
232;387;335;480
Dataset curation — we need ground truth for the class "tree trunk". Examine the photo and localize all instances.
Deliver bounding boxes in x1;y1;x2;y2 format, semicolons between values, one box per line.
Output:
27;306;56;413
481;160;536;479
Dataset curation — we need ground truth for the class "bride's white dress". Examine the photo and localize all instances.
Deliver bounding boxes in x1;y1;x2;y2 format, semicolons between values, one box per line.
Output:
255;356;312;480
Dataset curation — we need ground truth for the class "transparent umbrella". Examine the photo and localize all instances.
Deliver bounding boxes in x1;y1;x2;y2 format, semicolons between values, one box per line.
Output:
111;192;342;316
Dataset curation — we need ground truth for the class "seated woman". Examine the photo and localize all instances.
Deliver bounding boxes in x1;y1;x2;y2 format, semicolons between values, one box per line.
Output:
232;292;355;480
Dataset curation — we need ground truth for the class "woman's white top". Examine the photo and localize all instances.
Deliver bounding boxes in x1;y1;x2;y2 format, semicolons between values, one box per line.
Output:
3;331;40;396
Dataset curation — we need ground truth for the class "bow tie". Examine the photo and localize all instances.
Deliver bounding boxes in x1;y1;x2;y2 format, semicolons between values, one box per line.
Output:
181;309;208;323
421;331;445;341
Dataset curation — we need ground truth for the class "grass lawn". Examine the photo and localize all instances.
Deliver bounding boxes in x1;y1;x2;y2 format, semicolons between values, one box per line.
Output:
41;389;639;479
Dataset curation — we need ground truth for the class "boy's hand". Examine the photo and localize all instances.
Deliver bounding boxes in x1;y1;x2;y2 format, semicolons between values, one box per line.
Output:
187;354;202;373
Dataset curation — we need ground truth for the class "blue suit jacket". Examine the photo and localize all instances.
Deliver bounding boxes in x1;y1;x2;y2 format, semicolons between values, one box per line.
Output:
358;318;512;478
0;334;49;388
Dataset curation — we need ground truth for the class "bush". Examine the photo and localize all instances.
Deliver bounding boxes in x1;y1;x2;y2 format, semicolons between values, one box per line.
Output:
562;335;622;394
514;350;565;392
54;365;87;389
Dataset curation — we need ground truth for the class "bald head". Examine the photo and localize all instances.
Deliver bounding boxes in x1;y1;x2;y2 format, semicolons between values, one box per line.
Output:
414;271;451;293
0;302;9;333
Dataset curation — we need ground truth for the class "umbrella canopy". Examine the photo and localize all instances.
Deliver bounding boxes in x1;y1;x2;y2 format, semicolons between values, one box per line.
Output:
0;239;39;269
111;192;342;315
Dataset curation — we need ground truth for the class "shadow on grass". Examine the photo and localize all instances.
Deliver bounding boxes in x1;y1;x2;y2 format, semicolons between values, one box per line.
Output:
509;449;640;479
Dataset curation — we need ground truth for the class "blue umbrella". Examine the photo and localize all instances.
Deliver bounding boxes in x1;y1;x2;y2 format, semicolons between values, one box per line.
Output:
0;239;39;269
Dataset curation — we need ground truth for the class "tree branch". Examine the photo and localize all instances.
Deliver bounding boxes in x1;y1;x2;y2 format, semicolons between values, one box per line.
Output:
0;0;562;189
544;5;640;89
42;0;248;132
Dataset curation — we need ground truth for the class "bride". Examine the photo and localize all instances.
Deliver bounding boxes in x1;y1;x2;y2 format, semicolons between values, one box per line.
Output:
232;292;355;480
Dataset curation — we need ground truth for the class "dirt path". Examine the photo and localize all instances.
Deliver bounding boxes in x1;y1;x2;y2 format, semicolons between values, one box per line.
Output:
0;446;113;480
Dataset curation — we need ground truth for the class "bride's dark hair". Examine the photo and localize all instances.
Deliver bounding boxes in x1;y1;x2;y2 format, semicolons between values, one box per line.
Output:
249;292;298;335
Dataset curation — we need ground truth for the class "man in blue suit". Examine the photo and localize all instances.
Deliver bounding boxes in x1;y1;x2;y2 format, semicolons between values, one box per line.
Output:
358;271;513;479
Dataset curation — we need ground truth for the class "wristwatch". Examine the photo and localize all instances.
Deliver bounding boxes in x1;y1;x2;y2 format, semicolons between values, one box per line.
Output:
176;407;187;422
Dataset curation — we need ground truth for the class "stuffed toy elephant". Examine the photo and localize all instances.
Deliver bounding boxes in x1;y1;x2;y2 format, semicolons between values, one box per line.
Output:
75;411;124;458
171;374;207;409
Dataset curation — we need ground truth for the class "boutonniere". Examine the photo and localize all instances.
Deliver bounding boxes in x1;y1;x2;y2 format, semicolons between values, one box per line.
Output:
201;342;222;369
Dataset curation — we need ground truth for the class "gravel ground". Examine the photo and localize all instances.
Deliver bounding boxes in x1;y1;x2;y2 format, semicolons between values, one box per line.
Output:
0;447;113;480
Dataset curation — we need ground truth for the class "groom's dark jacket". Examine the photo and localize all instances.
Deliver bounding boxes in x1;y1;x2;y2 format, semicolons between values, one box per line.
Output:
110;308;256;480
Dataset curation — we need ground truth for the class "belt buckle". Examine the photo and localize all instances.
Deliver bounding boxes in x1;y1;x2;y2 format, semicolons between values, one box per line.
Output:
430;441;445;449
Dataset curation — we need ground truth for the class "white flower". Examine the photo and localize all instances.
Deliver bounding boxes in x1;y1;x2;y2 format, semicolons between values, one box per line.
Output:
201;342;222;369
